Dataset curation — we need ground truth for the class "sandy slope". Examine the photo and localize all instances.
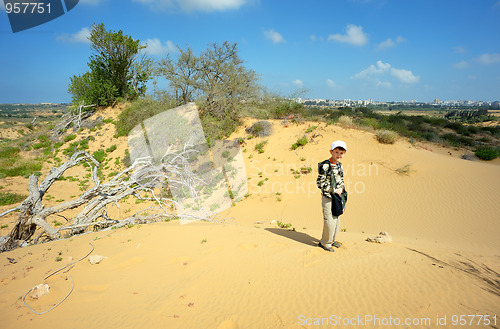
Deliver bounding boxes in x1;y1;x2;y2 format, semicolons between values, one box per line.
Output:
0;117;499;329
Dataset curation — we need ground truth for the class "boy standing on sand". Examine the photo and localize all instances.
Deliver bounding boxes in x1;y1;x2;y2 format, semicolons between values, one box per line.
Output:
316;141;347;252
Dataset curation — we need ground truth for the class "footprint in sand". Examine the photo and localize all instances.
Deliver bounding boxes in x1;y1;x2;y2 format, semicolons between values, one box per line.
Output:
301;249;325;267
265;313;284;327
217;318;240;329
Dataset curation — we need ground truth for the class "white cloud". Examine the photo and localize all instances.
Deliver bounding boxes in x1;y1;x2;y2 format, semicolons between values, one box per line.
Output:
353;60;419;84
395;36;406;43
454;60;469;69
292;79;304;87
56;27;91;44
328;24;368;46
264;29;285;44
453;46;467;54
475;53;500;65
376;38;395;50
326;79;335;88
310;34;317;41
132;0;249;12
376;80;392;88
376;36;406;50
391;67;419;83
141;38;177;55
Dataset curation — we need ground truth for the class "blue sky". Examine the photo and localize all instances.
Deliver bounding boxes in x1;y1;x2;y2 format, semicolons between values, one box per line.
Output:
1;0;500;103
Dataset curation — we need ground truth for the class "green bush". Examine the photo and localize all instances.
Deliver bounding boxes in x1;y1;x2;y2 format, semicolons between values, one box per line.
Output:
338;115;353;126
376;130;398;144
245;121;273;137
64;134;77;142
0;146;20;158
92;150;106;163
0;192;26;206
115;97;176;137
359;117;379;129
255;141;268;154
291;136;308;150
475;147;499;160
0;162;42;178
106;145;117;153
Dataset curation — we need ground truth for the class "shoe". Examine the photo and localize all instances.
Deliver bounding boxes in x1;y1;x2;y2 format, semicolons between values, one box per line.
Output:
318;242;335;252
332;241;342;248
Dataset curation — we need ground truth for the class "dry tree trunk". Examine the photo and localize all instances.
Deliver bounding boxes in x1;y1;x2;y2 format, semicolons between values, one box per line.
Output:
51;104;95;141
0;145;206;252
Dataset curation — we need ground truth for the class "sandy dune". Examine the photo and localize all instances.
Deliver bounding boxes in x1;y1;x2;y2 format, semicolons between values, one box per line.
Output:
0;117;499;329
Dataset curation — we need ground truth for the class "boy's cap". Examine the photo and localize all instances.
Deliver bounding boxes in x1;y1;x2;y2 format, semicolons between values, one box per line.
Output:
330;140;347;152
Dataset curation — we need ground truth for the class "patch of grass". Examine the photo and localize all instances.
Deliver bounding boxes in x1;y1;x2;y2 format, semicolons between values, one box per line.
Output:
300;166;312;174
0;161;42;178
106;145;117;153
276;221;293;229
338;115;353;127
1;224;8;229
92;150;106;163
376;130;399;144
64;134;77;142
0;146;20;158
291;136;308;150
115;97;177;137
255;141;268;154
305;125;318;133
0;192;26;206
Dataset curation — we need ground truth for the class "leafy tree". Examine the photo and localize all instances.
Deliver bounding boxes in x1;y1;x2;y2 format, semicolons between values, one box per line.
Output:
157;46;199;105
156;41;259;119
68;23;152;107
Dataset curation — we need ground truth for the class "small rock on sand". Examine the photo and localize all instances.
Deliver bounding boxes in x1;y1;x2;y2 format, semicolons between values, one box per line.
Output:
31;284;50;299
88;255;106;265
366;231;392;244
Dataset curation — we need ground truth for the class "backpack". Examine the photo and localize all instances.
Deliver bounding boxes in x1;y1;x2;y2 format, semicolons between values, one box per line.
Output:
330;162;348;216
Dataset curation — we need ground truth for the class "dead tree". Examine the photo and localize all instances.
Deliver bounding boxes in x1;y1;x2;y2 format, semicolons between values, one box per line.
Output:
0;146;206;252
51;104;95;141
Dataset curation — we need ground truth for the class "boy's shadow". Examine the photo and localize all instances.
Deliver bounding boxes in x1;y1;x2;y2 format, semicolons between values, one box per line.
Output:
265;228;319;247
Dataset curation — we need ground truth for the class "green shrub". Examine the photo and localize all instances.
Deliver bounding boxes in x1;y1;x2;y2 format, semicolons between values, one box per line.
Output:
0;192;26;206
106;145;117;153
421;132;437;141
92;150;106;163
115;97;176;137
0;146;20;158
64;134;77;142
475;147;499;160
338;115;353;127
291;136;308;150
0;162;42;178
376;130;398;144
359;117;379;129
255;141;268;154
245;120;273;137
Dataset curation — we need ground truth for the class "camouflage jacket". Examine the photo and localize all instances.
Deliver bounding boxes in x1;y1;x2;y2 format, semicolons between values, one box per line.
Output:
316;159;345;199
